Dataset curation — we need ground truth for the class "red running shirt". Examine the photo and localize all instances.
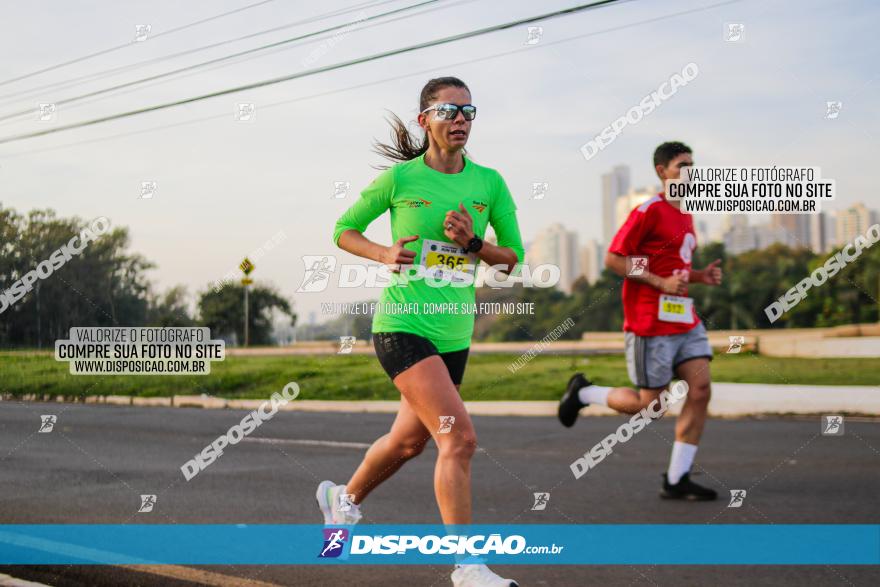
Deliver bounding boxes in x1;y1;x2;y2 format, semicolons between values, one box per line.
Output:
608;192;700;336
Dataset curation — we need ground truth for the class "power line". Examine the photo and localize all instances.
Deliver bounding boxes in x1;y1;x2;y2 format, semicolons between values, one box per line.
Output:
0;0;476;130
0;0;476;126
0;0;740;160
0;0;626;145
0;0;442;124
0;0;280;88
0;0;400;106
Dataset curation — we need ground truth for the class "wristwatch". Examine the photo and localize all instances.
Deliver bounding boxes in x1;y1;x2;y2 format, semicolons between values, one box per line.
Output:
463;235;483;254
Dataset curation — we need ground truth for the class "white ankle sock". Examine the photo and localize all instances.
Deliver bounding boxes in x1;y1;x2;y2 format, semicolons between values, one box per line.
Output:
577;385;610;406
667;441;698;484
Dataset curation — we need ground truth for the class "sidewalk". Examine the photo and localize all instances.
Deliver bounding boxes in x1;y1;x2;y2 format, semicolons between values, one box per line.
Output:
11;383;879;416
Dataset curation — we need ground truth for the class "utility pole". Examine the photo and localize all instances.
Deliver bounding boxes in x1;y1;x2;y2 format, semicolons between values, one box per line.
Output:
240;258;254;347
36;281;41;349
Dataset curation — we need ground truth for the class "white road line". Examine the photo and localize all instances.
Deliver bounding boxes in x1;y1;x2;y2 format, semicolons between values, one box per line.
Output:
0;573;53;587
120;565;283;587
0;530;283;586
0;530;155;565
242;437;485;452
243;437;371;449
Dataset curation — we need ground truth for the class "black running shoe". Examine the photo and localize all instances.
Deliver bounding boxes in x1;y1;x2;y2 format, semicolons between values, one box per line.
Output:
660;472;718;501
558;372;590;428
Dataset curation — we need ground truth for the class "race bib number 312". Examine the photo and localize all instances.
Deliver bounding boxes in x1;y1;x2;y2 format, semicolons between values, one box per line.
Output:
658;294;694;324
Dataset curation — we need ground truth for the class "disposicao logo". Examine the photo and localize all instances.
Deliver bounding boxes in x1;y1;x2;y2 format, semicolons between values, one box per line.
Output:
319;528;350;559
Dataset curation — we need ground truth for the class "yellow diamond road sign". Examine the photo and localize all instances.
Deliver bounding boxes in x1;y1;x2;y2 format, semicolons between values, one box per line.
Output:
240;258;254;275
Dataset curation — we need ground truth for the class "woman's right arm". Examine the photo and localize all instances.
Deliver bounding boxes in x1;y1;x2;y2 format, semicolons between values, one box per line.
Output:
337;230;417;267
333;167;418;269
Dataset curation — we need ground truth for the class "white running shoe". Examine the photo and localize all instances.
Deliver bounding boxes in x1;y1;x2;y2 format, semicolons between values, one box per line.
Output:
316;480;362;525
451;564;518;587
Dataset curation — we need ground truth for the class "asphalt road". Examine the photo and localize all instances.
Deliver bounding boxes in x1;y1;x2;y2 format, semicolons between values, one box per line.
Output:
1;401;878;586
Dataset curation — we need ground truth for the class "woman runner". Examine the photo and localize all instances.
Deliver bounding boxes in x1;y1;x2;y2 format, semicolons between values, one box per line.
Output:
317;76;524;587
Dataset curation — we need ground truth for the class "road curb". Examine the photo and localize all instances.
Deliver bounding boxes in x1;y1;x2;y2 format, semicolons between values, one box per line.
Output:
6;383;879;416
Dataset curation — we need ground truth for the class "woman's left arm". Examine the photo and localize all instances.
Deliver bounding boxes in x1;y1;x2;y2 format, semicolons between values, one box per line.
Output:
443;203;519;273
443;171;524;274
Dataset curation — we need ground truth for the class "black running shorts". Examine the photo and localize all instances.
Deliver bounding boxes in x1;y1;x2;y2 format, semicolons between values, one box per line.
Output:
372;332;469;385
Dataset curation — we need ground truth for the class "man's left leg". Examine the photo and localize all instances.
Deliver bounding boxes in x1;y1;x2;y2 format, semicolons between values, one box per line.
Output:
661;321;717;500
674;357;712;446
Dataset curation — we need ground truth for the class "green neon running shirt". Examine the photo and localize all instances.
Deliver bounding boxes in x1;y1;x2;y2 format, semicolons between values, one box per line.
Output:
333;153;525;353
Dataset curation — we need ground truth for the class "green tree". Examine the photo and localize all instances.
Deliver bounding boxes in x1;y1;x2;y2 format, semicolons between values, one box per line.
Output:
571;270;624;333
691;241;731;329
790;245;880;326
147;285;195;326
725;243;813;329
0;207;153;347
198;283;296;345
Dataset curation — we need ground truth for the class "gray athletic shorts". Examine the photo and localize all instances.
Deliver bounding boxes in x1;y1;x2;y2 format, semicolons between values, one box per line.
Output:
625;322;713;390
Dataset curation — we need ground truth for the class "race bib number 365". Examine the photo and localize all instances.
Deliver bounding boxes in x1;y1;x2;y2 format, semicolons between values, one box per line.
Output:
419;238;476;283
658;294;694;324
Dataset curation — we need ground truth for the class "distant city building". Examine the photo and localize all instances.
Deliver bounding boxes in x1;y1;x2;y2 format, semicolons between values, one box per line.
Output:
526;223;579;294
723;222;800;255
835;203;878;245
809;211;829;253
695;220;710;245
755;224;790;250
711;214;745;243
709;223;727;243
770;214;811;249
578;238;603;284
723;224;759;255
614;187;657;231
723;214;748;232
824;211;837;249
720;212;837;255
602;165;630;245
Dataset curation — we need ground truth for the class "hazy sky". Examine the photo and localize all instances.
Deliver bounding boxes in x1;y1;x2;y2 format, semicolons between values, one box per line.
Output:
1;0;877;323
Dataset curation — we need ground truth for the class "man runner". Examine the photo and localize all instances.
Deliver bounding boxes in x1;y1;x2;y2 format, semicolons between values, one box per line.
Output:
558;141;722;500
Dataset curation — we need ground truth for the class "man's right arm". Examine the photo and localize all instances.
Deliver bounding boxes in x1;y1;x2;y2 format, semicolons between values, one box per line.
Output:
604;251;687;295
